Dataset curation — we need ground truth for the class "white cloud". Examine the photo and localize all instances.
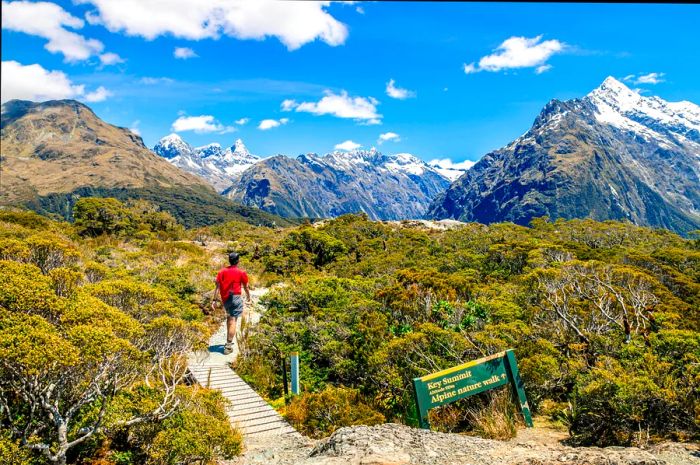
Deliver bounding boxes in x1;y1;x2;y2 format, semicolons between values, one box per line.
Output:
464;35;564;74
334;140;361;151
385;79;415;99
78;0;348;50
1;60;112;104
174;46;197;59
623;72;665;85
84;86;112;102
286;90;381;124
428;158;476;171
281;99;297;111
258;118;289;130
171;114;233;133
235;117;250;125
140;76;174;85
378;132;400;144
356;6;364;14
99;52;125;66
2;1;104;62
129;120;141;136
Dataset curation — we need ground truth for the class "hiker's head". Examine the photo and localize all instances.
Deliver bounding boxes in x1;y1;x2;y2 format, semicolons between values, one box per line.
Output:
228;252;240;265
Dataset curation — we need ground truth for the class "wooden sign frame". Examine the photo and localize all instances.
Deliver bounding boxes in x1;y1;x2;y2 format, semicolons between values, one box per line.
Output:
412;349;533;429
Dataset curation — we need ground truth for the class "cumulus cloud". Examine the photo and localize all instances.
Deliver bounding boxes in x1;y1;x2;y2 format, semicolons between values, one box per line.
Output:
235;117;250;125
1;60;112;104
171;114;234;133
98;52;125;66
84;86;112;102
385;79;415;99
258;118;289;130
623;72;665;85
2;1;104;62
464;35;564;74
281;99;297;111
378;132;400;144
428;158;476;171
283;91;381;124
334;140;361;151
174;46;197;59
77;0;348;50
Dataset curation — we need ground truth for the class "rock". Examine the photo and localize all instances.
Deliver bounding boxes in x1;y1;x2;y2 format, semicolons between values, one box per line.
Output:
230;423;693;465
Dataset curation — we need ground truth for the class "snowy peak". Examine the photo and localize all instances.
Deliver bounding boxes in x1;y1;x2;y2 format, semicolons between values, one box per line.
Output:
588;76;642;113
230;138;250;157
223;138;258;164
314;148;462;181
586;76;700;144
196;143;224;159
153;133;194;159
153;135;260;191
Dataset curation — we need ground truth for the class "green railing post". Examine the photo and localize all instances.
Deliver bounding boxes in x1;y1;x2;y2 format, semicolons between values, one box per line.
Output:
290;352;300;395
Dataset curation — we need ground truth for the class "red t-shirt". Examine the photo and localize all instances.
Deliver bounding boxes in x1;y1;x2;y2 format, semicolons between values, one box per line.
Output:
216;266;249;300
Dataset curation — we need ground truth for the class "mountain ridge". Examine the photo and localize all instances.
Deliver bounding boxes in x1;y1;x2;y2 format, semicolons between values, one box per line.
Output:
223;148;455;220
153;134;261;192
427;77;700;235
0;99;294;227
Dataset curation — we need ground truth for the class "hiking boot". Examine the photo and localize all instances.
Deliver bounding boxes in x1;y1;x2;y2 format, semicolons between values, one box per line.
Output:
223;342;234;355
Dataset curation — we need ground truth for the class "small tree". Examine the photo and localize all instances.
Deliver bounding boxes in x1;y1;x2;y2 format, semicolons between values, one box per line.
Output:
73;197;136;237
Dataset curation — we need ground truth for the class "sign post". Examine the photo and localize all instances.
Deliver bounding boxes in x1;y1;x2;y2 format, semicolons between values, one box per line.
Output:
290;352;300;395
412;349;532;429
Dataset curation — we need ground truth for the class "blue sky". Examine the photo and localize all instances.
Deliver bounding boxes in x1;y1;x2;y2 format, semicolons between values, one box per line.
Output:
2;1;699;166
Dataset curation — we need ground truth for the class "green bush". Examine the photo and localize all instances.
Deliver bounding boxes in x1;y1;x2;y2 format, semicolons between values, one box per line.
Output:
285;386;385;438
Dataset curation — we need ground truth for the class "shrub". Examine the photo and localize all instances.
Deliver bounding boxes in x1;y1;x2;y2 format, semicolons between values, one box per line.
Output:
145;389;242;465
467;389;519;440
285;386;385;438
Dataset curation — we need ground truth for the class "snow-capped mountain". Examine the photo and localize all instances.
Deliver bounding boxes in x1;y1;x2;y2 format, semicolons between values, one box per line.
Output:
428;76;700;235
223;148;456;220
588;76;700;145
153;135;260;191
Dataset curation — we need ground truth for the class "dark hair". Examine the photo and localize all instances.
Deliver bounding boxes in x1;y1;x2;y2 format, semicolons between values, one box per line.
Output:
228;252;240;265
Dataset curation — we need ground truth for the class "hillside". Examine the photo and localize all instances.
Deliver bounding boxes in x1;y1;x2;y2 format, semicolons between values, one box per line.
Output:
223;149;453;220
0;100;293;227
427;77;700;235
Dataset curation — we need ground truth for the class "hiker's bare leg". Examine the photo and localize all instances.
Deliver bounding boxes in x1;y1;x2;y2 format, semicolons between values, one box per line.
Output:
227;316;237;343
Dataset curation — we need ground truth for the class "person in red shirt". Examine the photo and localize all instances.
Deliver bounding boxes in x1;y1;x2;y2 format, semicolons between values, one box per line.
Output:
211;252;251;355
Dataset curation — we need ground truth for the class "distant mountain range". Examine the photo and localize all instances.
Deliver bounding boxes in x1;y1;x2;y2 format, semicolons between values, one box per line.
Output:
0;100;293;227
223;149;454;220
3;77;698;234
153;134;260;191
427;77;700;235
152;136;467;220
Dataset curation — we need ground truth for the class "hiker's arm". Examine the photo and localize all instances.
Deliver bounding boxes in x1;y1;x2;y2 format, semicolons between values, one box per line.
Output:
211;281;220;310
243;281;251;303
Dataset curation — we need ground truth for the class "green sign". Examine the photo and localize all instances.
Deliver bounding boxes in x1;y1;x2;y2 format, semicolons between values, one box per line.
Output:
412;349;533;429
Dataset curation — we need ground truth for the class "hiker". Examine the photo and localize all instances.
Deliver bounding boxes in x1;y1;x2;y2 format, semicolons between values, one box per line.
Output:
211;252;251;355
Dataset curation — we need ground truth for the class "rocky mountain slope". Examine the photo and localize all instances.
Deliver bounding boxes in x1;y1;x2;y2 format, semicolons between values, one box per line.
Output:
153;134;260;191
223;149;454;220
0;99;292;227
427;77;700;235
235;423;698;465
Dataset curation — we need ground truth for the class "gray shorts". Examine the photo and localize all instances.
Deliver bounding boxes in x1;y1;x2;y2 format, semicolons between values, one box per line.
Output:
223;294;244;318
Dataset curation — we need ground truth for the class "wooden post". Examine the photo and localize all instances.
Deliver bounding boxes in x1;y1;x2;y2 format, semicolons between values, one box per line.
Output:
290;352;300;395
504;349;534;427
207;367;212;389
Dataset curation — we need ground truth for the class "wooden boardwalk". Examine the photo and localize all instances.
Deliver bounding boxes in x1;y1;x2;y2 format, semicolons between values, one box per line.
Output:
188;293;298;438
